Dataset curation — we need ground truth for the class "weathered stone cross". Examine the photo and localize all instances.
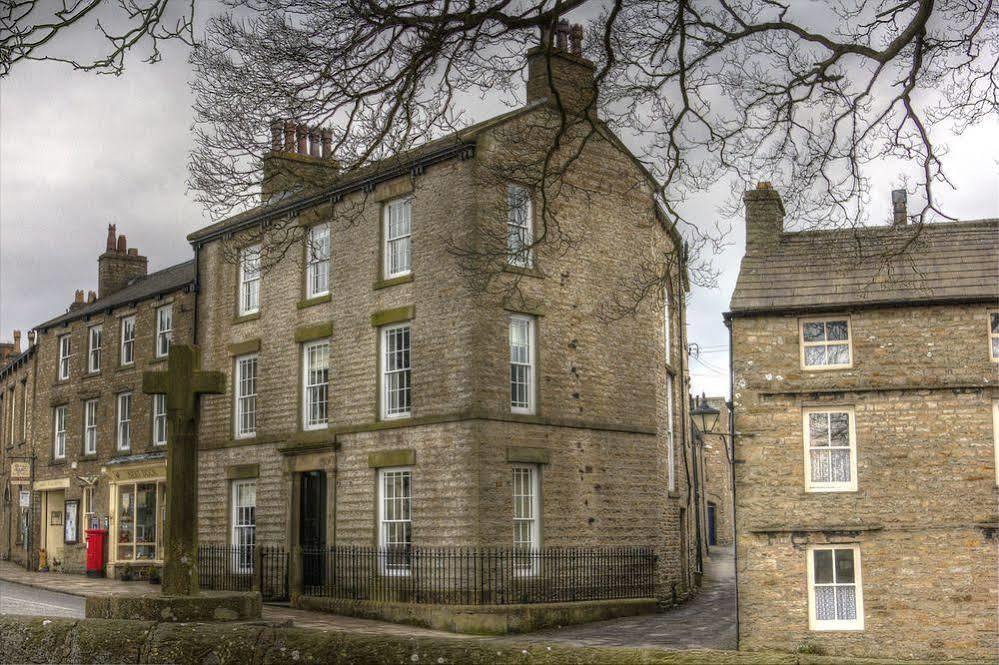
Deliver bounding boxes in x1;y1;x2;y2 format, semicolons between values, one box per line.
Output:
143;345;225;596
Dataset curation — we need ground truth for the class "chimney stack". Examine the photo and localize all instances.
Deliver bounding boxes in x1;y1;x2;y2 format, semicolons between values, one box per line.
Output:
262;118;340;203
12;330;21;354
892;189;908;227
98;226;148;298
70;289;86;311
744;182;786;256
526;20;597;117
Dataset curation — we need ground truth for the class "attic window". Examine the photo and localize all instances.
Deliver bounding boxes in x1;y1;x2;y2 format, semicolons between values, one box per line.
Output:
800;318;852;369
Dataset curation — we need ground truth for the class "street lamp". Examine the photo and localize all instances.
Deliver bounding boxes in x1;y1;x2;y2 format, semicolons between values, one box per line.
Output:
691;393;721;434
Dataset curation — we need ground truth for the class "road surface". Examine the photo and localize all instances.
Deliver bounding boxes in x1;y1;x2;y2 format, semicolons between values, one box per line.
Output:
0;580;84;618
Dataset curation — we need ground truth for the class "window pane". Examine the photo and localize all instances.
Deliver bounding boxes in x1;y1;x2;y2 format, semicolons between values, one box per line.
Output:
827;344;850;365
809;413;829;445
992;313;999;335
804;346;826;366
830;449;851;482
813;549;834;584
835;585;857;620
992;337;999;359
810;449;831;483
828;413;849;445
802;322;825;342
826;320;849;341
814;585;836;621
117;486;135;560
834;549;855;583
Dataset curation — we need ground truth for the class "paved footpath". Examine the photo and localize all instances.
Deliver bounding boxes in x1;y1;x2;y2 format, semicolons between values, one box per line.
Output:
0;548;737;650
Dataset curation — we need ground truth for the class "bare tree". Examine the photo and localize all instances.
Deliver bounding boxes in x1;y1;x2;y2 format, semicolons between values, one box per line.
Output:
0;0;195;75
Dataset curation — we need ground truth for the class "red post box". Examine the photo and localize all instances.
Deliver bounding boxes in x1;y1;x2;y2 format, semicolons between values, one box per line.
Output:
85;529;108;578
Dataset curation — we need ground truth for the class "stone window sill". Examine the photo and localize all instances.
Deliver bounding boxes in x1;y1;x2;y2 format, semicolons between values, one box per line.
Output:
116;363;137;372
233;312;261;325
503;264;543;279
297;293;332;310
373;274;414;291
49;459;67;467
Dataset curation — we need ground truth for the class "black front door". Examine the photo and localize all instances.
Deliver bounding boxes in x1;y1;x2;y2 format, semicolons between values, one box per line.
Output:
707;503;717;547
299;471;326;587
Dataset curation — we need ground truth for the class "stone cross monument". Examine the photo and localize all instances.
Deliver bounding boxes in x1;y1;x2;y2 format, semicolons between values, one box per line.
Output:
143;345;225;596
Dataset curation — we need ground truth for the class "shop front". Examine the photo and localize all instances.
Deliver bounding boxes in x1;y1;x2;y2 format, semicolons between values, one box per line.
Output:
105;454;166;580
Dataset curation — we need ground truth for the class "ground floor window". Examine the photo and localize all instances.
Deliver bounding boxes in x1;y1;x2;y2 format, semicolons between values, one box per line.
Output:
512;465;540;575
113;480;165;561
231;479;256;573
808;545;864;631
377;467;412;574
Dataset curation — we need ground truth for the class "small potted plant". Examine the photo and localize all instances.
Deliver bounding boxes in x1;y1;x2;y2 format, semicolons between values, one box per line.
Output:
120;563;134;581
148;566;161;585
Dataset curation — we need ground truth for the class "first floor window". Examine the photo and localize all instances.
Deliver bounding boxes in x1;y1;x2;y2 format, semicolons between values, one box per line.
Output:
808;546;864;630
303;341;329;429
306;223;331;298
383;198;412;278
804;408;857;491
506;184;533;267
115;481;163;561
156;305;173;358
512;465;540;575
800;318;852;369
58;334;71;380
53;405;67;459
117;392;132;451
88;325;102;373
509;315;536;414
239;245;262;315
153;394;168;446
84;399;98;455
378;467;412;574
381;324;411;419
235;354;258;438
120;315;136;365
231;479;256;573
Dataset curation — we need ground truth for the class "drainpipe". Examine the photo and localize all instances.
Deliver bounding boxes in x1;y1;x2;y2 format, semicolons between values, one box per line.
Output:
192;244;201;345
726;315;740;649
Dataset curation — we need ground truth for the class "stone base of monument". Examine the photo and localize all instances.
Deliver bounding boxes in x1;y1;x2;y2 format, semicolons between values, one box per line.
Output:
84;591;262;622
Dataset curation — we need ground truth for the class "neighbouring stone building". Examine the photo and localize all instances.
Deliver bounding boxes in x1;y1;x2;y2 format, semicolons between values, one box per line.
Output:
0;333;36;568
693;396;733;549
728;183;998;660
188;25;700;606
2;227;196;576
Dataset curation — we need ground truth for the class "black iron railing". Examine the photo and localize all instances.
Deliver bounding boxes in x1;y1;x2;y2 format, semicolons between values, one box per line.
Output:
197;544;289;601
301;546;655;605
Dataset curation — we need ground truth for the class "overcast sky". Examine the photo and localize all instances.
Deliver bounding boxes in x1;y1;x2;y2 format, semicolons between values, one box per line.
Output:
1;8;997;399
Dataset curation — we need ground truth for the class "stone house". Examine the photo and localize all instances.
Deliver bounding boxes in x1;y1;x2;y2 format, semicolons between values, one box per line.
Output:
11;227;195;576
728;183;998;660
0;334;36;568
693;396;733;549
187;27;700;606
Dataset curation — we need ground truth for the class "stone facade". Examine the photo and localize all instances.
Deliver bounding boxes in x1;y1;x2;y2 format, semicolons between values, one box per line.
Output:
729;185;998;660
0;342;37;568
698;398;733;548
0;229;195;577
190;39;699;604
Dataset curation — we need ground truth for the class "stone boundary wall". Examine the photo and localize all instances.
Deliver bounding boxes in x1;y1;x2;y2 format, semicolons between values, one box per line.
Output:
0;616;975;665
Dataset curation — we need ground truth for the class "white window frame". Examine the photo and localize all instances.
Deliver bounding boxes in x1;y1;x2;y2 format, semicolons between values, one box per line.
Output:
506;184;534;268
380;323;411;420
155;305;173;358
117;392;132;451
512;465;540;576
230;479;256;573
120;315;136;366
509;315;536;415
306;224;331;299
112;480;164;562
663;287;672;363
88;325;102;373
153;394;168;446
84;399;98;455
58;334;71;380
234;354;258;439
53;405;67;460
666;373;676;492
377;466;413;576
238;245;262;316
989;311;999;362
302;340;330;430
803;407;858;492
807;544;864;631
800;317;853;370
382;198;412;279
992;401;999;484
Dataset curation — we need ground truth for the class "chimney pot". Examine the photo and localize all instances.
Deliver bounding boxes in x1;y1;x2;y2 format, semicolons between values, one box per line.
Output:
127;247;138;256
569;24;583;56
12;330;21;354
555;19;570;50
270;119;283;152
308;127;321;157
87;290;97;303
321;128;333;160
757;181;772;190
117;235;127;252
75;290;84;303
296;123;308;155
284;120;296;152
891;189;908;226
106;224;117;252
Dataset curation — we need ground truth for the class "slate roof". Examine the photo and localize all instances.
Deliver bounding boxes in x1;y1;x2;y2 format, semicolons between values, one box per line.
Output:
729;219;999;315
36;260;195;332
